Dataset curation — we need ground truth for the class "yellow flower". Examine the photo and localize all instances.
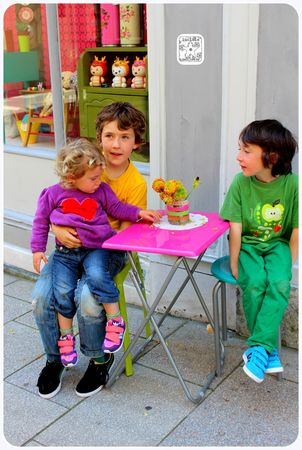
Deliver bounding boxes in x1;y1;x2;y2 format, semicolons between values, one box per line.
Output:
152;176;200;205
164;180;178;195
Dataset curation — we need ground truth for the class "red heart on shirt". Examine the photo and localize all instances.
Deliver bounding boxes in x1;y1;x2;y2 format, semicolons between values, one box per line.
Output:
61;198;98;221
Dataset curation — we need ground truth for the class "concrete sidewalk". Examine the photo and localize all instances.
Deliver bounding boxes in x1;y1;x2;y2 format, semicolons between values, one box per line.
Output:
3;270;299;447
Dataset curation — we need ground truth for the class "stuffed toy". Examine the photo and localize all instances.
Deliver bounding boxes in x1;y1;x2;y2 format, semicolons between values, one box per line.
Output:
131;56;147;89
112;57;130;88
61;71;73;90
39;92;53;117
89;56;108;87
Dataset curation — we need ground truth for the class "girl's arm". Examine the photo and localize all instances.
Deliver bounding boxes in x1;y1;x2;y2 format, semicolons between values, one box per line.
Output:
229;222;242;280
289;228;299;264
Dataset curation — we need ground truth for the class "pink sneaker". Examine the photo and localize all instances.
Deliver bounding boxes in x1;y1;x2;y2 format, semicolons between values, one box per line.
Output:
102;318;126;353
58;335;78;367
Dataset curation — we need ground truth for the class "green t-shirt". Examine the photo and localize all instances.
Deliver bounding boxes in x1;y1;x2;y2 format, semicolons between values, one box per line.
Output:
220;173;298;245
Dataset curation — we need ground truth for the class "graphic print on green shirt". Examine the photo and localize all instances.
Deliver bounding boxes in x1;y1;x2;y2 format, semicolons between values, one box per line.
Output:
252;199;284;241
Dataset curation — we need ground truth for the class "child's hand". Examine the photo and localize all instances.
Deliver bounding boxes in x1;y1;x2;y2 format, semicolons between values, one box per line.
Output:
230;263;239;280
138;209;162;223
33;252;48;273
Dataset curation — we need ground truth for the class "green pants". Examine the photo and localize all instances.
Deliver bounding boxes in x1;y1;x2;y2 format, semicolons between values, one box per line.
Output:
238;241;292;353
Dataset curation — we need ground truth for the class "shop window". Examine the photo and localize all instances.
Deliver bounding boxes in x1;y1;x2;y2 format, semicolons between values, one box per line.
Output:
3;3;149;164
58;3;149;164
3;4;56;149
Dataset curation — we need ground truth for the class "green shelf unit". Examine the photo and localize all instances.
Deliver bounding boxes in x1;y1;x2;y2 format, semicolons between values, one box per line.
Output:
77;47;148;140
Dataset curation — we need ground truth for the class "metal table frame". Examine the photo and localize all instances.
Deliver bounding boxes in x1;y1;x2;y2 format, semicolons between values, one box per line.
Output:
107;250;225;404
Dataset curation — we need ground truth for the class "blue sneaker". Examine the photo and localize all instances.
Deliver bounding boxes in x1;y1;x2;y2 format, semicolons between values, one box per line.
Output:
243;347;283;374
265;349;283;374
243;346;268;383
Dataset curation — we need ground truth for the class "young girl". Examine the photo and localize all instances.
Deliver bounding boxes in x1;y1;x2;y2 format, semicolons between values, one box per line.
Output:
31;138;160;367
220;119;298;383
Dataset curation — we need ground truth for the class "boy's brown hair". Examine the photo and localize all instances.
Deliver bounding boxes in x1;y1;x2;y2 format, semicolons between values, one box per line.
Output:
95;102;146;146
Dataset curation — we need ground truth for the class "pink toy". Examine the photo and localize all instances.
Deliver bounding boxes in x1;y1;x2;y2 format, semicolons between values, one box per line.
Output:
131;56;147;89
111;57;130;88
90;56;108;87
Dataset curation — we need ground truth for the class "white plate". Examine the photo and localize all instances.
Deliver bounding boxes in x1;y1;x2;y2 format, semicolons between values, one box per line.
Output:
154;213;208;230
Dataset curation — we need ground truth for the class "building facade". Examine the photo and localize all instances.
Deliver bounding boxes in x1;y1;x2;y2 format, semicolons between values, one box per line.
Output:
3;3;299;337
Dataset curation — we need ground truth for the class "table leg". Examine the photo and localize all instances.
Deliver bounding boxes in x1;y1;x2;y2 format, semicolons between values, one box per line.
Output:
107;253;221;404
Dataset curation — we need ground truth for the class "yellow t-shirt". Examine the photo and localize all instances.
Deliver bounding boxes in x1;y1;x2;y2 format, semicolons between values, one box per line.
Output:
101;161;147;231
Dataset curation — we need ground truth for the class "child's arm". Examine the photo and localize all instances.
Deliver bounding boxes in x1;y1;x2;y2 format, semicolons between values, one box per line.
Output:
289;228;298;264
229;222;242;280
33;252;49;273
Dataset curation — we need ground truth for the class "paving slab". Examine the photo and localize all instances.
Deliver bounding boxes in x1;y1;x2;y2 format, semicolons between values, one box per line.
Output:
34;364;197;447
4;278;36;303
160;366;298;447
3;382;68;446
15;310;38;329
3;321;43;377
122;303;186;339
4;295;33;324
139;319;246;389
6;335;149;410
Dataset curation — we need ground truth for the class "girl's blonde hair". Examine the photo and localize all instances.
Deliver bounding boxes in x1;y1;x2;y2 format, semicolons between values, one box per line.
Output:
55;138;105;188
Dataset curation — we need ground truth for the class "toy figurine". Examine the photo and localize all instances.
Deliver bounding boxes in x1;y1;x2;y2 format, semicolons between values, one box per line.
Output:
111;57;130;88
131;56;147;89
89;56;108;87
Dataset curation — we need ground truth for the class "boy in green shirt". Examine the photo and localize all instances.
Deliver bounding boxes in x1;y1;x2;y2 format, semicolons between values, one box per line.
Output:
220;119;298;383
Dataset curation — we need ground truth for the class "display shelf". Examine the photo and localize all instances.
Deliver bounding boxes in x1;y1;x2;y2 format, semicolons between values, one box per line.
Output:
78;47;148;140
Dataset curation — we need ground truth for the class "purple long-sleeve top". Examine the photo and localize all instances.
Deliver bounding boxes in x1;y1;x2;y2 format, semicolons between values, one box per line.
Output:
30;182;140;252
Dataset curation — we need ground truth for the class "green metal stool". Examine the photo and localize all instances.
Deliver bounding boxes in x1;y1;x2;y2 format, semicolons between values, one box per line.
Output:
211;255;282;380
114;253;151;377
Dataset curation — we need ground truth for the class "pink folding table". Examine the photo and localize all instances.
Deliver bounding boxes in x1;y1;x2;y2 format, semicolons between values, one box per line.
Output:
103;212;230;403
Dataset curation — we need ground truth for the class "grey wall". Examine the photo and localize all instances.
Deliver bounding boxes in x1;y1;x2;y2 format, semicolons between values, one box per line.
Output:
256;4;298;173
164;4;223;212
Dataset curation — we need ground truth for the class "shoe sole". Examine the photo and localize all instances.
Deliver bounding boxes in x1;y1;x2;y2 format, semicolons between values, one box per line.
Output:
75;384;104;398
62;359;78;368
265;367;284;374
243;364;264;383
38;368;65;399
75;355;114;398
243;354;283;373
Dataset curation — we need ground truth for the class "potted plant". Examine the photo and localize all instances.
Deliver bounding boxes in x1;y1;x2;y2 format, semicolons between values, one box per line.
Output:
16;22;30;52
152;177;200;225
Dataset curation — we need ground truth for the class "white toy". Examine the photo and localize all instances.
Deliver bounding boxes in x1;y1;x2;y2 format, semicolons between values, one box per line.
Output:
111;57;130;88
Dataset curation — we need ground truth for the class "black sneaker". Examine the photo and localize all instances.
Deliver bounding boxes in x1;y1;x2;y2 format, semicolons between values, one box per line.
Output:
75;353;114;398
37;361;65;399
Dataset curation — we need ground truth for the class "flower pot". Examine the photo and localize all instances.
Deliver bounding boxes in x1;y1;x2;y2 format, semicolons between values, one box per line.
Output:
166;201;190;225
16;117;40;145
18;34;30;52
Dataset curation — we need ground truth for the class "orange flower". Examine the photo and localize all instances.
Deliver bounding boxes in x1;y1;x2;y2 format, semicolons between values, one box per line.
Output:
152;178;165;192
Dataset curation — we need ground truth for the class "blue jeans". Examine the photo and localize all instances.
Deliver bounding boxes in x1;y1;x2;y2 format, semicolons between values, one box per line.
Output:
32;250;126;362
53;246;121;318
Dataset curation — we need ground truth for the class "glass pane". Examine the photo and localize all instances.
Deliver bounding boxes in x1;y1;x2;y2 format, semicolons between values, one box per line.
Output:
3;4;55;149
58;3;149;163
